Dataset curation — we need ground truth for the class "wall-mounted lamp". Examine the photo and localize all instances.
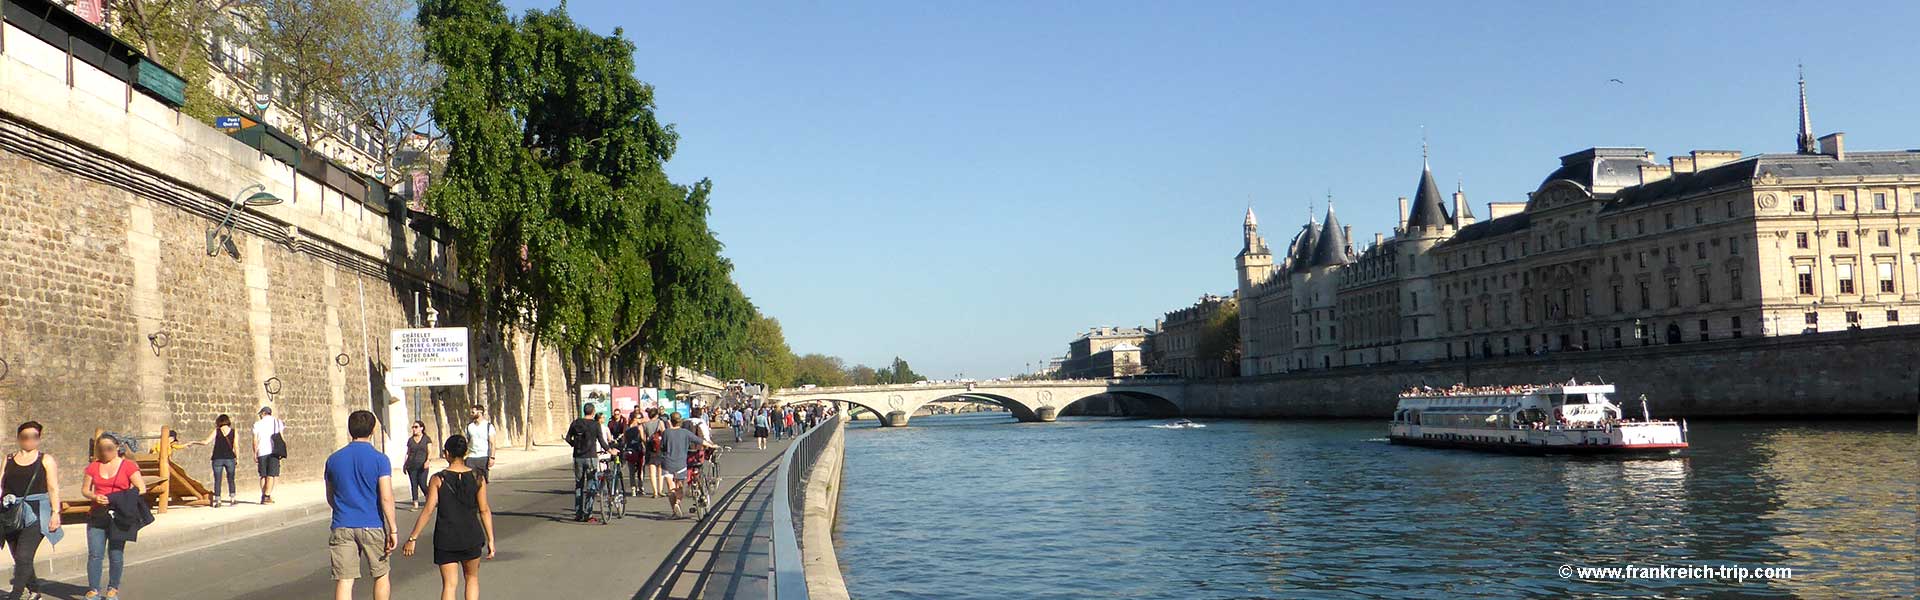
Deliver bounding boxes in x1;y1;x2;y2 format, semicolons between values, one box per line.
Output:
147;331;170;355
263;377;283;395
206;184;286;257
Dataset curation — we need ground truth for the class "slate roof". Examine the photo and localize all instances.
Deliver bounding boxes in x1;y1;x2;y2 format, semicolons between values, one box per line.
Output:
1604;150;1920;213
1287;221;1320;273
1406;168;1451;228
1433;212;1530;249
1310;206;1354;267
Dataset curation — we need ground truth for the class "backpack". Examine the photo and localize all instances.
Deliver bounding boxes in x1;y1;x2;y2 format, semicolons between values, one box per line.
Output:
648;426;666;454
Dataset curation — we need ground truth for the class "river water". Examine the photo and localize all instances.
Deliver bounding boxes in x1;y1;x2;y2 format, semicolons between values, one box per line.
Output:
832;413;1916;599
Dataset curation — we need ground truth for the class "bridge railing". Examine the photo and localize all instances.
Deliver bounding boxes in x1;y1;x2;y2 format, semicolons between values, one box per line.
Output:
770;412;842;599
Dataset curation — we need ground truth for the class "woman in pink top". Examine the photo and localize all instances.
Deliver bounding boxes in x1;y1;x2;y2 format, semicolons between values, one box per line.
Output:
80;435;144;599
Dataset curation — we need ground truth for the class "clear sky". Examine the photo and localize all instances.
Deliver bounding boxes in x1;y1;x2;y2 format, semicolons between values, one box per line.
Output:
504;0;1920;379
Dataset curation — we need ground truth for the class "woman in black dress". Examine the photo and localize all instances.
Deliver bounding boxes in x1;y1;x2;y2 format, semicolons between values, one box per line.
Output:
401;434;495;600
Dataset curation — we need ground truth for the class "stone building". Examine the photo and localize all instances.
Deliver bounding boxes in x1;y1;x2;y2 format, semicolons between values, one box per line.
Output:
1237;75;1920;374
1145;294;1237;378
1057;326;1149;379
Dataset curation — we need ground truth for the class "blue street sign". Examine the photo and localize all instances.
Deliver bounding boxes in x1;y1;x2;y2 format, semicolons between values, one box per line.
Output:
215;116;242;129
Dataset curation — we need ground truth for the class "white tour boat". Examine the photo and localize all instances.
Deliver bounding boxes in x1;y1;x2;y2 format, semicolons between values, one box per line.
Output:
1388;382;1687;455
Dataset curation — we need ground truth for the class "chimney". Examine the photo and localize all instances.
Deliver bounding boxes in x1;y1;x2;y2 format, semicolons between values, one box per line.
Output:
1343;225;1353;248
1668;155;1696;174
1638;164;1672;185
1374;232;1385;247
1818;132;1845;160
1397;197;1409;231
1452;189;1475;227
1487;202;1527;219
1691;150;1742;171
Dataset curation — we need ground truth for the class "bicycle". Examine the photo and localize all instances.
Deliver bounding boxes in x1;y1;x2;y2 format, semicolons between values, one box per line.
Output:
683;446;728;519
592;454;626;522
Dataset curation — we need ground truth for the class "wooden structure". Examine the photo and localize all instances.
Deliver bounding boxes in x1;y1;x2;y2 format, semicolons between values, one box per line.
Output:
59;426;213;519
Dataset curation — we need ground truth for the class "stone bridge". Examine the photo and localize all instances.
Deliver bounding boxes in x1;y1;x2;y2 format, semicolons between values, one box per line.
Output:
771;380;1186;426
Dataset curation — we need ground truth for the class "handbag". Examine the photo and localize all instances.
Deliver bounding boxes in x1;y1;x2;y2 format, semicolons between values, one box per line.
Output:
271;432;290;459
0;454;39;533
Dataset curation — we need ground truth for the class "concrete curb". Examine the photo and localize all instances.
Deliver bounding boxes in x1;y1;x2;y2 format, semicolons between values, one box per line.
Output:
6;446;574;575
799;420;851;600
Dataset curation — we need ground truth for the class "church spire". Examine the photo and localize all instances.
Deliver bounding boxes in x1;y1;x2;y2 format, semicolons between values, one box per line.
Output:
1797;64;1817;154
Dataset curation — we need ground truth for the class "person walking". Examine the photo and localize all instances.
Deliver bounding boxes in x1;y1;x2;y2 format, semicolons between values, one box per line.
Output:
183;414;239;507
564;405;604;522
783;409;796;440
252;406;284;505
642;409;667;498
81;434;146;599
728;408;744;444
660;415;718;518
401;435;494;600
325;410;398;600
403;421;434;511
464;406;501;481
1;421;62;600
752;410;770;450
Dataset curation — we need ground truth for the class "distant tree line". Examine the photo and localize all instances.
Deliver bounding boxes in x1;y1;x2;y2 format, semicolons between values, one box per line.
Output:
791;354;926;387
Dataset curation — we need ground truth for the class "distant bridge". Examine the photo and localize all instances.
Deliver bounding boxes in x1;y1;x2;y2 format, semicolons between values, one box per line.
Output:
771;380;1185;426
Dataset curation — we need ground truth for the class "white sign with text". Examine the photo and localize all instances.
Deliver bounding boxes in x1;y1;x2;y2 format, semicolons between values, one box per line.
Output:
389;327;469;386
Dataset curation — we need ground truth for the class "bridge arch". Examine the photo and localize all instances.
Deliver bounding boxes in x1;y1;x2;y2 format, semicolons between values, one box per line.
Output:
1058;390;1182;418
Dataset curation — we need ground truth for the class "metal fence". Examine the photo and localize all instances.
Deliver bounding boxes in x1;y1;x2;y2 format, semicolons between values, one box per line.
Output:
769;412;841;600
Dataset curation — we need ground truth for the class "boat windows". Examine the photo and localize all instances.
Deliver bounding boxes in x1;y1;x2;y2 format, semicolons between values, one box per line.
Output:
1562;393;1590;405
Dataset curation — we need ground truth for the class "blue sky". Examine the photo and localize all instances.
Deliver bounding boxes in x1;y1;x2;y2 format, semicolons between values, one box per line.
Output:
505;0;1920;378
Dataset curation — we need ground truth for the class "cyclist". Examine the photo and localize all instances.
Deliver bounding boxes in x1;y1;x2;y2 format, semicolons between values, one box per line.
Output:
563;404;606;522
660;414;717;517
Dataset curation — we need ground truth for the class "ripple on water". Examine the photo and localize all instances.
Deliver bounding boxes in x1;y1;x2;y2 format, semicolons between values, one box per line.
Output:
833;416;1918;599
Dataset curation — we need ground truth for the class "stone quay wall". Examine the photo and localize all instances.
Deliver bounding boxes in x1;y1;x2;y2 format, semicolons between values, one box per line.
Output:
0;20;580;488
1178;325;1920;419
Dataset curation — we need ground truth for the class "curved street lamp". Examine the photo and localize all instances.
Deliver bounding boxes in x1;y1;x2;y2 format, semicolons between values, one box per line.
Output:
206;184;285;256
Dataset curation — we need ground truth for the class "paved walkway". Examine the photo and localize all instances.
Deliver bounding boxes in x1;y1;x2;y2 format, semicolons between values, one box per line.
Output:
14;437;794;599
1;443;574;576
639;448;784;599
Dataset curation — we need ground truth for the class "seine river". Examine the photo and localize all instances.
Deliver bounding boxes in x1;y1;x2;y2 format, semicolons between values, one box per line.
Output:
832;413;1916;599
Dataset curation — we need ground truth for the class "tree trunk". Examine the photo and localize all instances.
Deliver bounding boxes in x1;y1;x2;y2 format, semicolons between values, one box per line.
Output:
524;329;540;450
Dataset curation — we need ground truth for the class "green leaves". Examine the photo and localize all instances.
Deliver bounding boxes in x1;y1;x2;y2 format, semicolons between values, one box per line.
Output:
422;0;761;379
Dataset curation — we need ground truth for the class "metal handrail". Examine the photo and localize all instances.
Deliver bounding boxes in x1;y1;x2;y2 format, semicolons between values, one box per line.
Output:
769;413;840;600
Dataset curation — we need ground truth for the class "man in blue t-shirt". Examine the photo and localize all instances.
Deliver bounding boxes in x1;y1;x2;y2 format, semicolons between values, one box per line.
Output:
325;410;396;600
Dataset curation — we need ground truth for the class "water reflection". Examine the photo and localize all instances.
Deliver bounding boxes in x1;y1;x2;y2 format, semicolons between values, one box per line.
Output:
834;416;1916;599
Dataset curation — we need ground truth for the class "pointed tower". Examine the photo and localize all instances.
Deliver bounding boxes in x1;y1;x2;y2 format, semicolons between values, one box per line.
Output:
1309;202;1353;267
1237;206;1274;293
1796;65;1817;154
1406;138;1452;232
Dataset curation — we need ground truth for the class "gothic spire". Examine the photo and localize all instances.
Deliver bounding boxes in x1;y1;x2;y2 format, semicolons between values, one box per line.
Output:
1309;200;1353;267
1797;64;1817;154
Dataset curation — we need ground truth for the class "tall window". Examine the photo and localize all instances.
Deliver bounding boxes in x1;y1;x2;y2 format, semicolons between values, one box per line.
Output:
1796;265;1814;295
1636;219;1645;234
1730;270;1744;300
1696;241;1707;260
1837;264;1855;294
1729;237;1740;255
1694;206;1704;224
1837;231;1850;248
1611;285;1623;313
1697;272;1711;304
1667;278;1681;308
1878;263;1895;293
1834;194;1847;211
1874;193;1887;210
1731;316;1743;338
1609;224;1618;240
1698;319;1710;341
1583;289;1593;316
1795;232;1809;249
1877;230;1890;246
1639;282;1651;309
1791;195;1806;212
1664;212;1675;229
1725;200;1735;217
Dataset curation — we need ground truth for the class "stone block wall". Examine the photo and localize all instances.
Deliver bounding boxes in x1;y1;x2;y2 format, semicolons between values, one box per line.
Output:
0;25;587;492
1179;325;1920;419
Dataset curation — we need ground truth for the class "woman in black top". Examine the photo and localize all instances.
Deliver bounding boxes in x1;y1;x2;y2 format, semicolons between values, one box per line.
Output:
0;421;61;600
185;414;239;507
403;420;434;510
402;434;495;600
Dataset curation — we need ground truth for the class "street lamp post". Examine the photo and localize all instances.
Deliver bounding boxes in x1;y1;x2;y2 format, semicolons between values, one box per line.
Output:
206;184;284;256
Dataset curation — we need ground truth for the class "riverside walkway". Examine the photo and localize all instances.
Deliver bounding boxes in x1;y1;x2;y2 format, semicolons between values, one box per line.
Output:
32;436;795;598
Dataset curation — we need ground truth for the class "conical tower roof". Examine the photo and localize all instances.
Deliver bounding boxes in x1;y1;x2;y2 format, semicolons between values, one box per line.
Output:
1406;168;1451;228
1287;219;1320;273
1310;203;1353;267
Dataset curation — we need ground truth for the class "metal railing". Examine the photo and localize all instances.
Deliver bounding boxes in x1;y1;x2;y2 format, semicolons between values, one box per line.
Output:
769;413;841;600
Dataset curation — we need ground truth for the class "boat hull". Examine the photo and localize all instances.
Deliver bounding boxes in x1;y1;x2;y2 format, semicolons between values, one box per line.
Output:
1389;435;1686;455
